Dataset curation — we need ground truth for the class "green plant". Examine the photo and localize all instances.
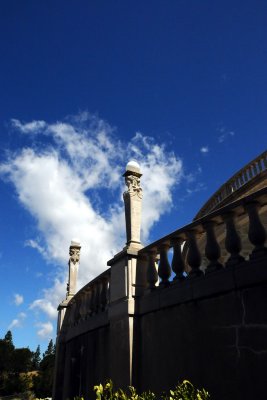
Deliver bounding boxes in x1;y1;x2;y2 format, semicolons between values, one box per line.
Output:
93;379;210;400
168;380;210;400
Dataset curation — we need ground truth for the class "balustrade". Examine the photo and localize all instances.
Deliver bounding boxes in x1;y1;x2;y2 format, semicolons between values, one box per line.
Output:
64;187;266;319
139;187;267;289
195;151;267;218
64;269;111;328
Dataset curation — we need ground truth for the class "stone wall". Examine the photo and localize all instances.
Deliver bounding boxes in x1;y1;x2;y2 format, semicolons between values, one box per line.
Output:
134;259;267;399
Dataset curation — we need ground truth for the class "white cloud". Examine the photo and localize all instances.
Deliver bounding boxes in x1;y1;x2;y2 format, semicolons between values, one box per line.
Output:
8;312;26;329
36;321;53;339
13;293;24;306
25;239;46;256
30;299;58;319
200;146;209;153
0;113;184;321
11;118;46;133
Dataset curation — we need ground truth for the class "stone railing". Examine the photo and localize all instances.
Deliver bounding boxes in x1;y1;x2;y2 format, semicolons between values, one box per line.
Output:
139;187;267;289
64;268;110;329
195;151;267;219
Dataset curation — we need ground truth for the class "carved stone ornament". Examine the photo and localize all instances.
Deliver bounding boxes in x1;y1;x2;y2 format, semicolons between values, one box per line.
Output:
69;247;81;265
124;174;143;199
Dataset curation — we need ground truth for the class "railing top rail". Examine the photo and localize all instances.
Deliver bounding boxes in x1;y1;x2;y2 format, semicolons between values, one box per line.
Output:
139;186;267;254
195;150;267;219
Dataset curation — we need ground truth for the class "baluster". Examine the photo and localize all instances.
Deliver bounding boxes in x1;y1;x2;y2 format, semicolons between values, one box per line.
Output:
106;277;110;305
79;291;88;320
171;237;185;281
95;281;101;314
245;201;267;259
257;160;262;172
263;156;267;169
69;302;76;327
186;230;203;277
203;220;223;272
223;212;244;267
101;276;109;311
247;167;253;180
90;284;96;315
252;163;258;175
158;243;171;286
146;250;158;289
74;297;81;324
86;288;92;318
239;173;244;185
225;184;231;196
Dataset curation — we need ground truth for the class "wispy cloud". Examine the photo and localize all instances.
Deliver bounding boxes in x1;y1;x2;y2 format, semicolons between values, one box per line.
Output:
25;239;46;256
11;118;46;134
8;312;26;329
218;127;235;143
200;146;209;154
13;293;24;306
0;113;185;322
36;321;53;339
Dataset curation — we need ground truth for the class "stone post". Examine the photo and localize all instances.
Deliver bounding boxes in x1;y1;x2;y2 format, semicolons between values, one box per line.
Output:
123;161;143;250
53;240;81;400
107;161;147;389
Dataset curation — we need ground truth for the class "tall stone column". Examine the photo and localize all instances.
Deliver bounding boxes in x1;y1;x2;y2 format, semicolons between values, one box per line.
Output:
123;161;143;250
53;240;81;400
107;161;147;389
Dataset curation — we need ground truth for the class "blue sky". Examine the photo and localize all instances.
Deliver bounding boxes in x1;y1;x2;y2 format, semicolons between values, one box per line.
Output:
0;0;266;353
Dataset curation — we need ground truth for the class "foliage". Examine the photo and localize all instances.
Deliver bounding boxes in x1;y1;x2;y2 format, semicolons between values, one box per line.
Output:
0;331;55;399
167;380;209;400
91;379;210;400
12;348;34;373
4;330;14;345
32;345;41;370
3;372;32;395
32;340;55;398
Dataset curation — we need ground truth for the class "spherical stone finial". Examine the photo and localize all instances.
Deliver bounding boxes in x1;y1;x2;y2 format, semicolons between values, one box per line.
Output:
71;238;80;247
126;160;141;174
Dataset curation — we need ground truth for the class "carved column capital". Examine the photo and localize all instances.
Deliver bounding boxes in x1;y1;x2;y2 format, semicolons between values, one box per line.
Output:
123;173;143;199
123;161;143;249
67;239;81;299
69;244;81;265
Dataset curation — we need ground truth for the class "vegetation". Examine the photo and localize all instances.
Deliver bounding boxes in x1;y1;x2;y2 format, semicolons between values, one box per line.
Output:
0;331;55;398
0;331;209;400
92;379;210;400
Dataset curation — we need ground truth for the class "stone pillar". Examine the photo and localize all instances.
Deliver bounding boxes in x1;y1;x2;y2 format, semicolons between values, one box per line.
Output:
67;239;81;299
53;240;81;400
107;161;147;389
123;161;143;250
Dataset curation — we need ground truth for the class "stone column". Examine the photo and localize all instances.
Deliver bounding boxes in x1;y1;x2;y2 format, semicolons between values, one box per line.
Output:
106;161;147;389
123;161;143;250
53;240;81;400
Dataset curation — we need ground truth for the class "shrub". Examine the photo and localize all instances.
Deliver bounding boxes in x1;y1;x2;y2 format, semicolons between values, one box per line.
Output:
92;379;210;400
